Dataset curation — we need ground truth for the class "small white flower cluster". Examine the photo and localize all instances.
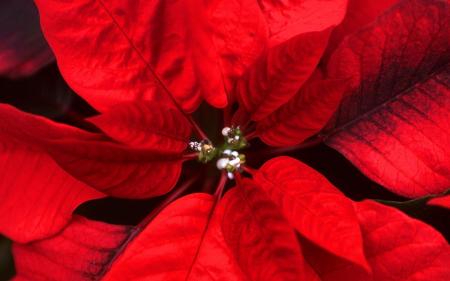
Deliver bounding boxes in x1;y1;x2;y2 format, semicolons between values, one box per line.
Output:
216;149;244;180
188;141;202;152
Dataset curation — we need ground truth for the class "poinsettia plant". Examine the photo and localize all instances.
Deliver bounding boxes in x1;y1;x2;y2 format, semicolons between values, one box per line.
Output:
0;0;449;280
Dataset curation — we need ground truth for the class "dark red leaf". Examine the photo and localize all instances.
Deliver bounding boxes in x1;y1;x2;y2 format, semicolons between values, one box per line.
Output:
47;138;185;199
34;0;230;112
325;0;450;197
221;182;319;281
0;0;54;77
325;0;398;59
256;73;348;146
258;0;348;46
13;215;132;281
0;104;103;242
236;29;332;122
103;193;246;280
253;156;369;270
303;200;450;281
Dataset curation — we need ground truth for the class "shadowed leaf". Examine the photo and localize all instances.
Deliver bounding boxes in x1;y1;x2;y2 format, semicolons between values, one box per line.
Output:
326;0;450;197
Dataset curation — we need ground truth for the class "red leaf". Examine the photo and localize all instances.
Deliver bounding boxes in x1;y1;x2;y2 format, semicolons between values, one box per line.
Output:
0;0;54;77
49;140;185;199
49;145;186;200
209;0;268;92
253;156;369;270
0;104;186;199
13;216;132;281
34;0;228;112
325;0;398;59
257;74;348;146
303;200;450;281
325;0;450;197
221;182;319;281
88;101;191;152
428;194;450;209
103;193;246;280
236;29;332;122
13;194;247;280
258;0;348;46
0;104;103;242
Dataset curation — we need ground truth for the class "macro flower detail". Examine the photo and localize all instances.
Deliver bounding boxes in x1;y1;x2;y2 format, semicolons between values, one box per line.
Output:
0;0;449;280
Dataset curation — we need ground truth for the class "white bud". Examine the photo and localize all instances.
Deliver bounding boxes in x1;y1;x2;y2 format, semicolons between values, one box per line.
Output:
223;149;232;156
231;151;239;157
216;158;229;170
222;127;231;136
227;172;235;180
189;141;201;152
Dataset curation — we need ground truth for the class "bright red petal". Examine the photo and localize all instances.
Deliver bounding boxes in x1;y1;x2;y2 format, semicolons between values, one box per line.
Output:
88;101;191;152
257;73;348;146
326;0;450;197
34;0;228;112
428;195;450;209
253;156;369;270
236;29;332;122
258;0;348;46
0;0;54;78
304;200;450;281
13;216;131;280
0;104;103;242
221;182;319;281
103;193;246;280
209;0;268;93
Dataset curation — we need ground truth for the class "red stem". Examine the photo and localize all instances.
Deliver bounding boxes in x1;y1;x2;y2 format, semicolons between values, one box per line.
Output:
187;115;209;141
234;171;243;186
269;135;324;155
223;105;233;127
242;165;257;176
182;153;199;161
100;174;199;276
244;130;258;141
214;172;228;198
137;175;199;230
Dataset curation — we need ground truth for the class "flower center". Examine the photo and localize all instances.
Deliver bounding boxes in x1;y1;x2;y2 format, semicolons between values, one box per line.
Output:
189;126;247;179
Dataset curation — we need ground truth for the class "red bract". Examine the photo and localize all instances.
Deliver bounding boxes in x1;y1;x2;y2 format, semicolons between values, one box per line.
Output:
12;165;450;280
303;199;450;281
1;0;449;280
0;101;190;242
325;0;450;198
0;104;103;242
